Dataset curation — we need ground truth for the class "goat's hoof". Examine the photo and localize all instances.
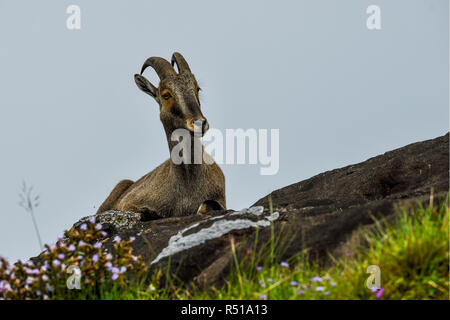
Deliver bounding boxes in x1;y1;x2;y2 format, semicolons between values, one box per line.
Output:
197;200;225;215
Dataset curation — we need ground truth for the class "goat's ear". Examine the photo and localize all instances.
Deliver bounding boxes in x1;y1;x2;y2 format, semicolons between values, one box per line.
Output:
134;74;158;98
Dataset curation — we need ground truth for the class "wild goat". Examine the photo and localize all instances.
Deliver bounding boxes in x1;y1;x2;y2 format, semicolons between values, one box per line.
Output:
96;52;226;218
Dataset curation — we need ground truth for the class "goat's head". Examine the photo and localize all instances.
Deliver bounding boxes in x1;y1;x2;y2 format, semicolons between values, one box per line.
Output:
134;52;208;135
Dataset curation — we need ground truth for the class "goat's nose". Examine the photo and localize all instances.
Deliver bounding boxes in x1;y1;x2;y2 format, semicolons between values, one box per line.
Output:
193;119;208;132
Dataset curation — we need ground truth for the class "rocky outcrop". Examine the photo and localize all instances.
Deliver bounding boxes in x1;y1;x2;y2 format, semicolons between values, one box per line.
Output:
43;133;450;287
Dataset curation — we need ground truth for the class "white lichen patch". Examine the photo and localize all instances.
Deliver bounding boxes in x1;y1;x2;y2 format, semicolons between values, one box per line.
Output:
151;207;279;264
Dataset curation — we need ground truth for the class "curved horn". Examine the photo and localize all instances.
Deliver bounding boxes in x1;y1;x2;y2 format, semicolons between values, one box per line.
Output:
171;52;191;74
140;57;176;79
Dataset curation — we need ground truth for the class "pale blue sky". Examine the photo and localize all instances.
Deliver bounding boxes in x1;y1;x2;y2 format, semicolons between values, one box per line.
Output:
0;0;448;262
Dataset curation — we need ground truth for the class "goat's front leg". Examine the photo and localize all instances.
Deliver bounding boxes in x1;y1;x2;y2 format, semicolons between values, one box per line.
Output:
197;200;226;215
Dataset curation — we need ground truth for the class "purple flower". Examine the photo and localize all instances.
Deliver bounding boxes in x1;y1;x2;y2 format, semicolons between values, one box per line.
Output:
259;294;267;299
290;281;298;286
42;274;49;282
105;262;113;269
57;253;65;260
78;240;86;247
113;236;121;243
280;261;289;267
376;287;384;299
324;291;330;295
112;273;119;281
68;244;76;252
52;259;61;267
310;276;322;282
267;278;273;282
129;236;136;242
111;267;120;274
93;242;102;249
371;286;378;293
330;281;336;287
315;286;324;292
106;253;113;260
256;266;263;271
80;224;87;231
297;289;304;295
120;266;126;273
92;254;99;264
89;216;96;224
95;223;102;231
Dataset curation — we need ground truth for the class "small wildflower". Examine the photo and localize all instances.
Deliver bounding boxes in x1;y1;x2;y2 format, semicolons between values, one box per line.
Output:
89;216;96;224
256;266;263;271
324;291;330;295
267;278;273;282
68;244;76;252
290;281;298;286
112;273;119;281
80;223;87;231
93;242;102;249
95;223;102;231
52;259;61;267
120;266;127;273
330;281;337;287
78;240;86;247
259;294;267;299
371;286;378;293
57;253;65;260
106;253;113;260
315;286;324;292
310;276;322;282
375;287;384;299
297;289;304;295
92;254;99;264
280;261;289;267
129;236;136;242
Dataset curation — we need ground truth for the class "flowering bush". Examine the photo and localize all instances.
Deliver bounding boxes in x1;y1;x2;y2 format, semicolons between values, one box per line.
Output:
0;217;147;300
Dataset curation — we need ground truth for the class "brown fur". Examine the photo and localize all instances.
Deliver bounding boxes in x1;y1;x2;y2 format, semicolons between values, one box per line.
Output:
96;53;226;217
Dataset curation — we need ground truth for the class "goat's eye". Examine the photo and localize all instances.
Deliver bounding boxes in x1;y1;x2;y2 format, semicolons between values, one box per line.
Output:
197;87;201;93
161;92;172;100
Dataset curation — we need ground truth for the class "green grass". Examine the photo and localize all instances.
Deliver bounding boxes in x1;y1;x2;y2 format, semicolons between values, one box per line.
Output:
135;195;449;300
